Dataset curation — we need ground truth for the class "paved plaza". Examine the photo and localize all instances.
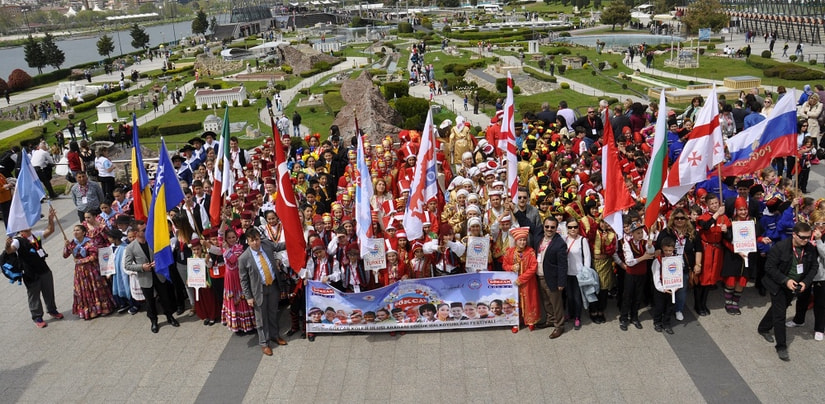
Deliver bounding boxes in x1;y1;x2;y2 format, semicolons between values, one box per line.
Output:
0;165;824;403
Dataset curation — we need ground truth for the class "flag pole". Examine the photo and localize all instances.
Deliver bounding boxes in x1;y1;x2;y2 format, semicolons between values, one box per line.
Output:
716;163;724;201
46;201;67;241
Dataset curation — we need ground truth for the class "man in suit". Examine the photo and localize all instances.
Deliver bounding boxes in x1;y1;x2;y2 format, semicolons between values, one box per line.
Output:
758;222;817;361
238;227;288;356
124;220;179;333
541;216;568;339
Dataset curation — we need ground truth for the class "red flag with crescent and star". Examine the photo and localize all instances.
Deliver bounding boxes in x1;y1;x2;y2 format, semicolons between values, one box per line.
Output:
271;114;307;273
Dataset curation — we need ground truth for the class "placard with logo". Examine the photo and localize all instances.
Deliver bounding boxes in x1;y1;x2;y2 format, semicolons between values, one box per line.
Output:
362;238;386;274
187;257;207;290
306;271;520;333
98;246;115;277
732;220;757;267
661;256;683;303
465;236;490;272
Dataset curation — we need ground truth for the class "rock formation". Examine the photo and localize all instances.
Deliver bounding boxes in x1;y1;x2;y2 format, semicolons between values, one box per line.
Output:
333;71;403;144
277;44;340;75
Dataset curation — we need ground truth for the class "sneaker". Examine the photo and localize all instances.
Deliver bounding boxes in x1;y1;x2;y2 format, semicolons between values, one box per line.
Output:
129;306;139;315
574;318;581;330
34;318;47;328
785;320;804;328
675;311;684;321
777;348;790;361
48;312;64;320
815;332;824;341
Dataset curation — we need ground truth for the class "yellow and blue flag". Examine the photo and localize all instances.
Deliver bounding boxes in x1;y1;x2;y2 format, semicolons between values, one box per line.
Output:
130;114;151;221
146;139;184;281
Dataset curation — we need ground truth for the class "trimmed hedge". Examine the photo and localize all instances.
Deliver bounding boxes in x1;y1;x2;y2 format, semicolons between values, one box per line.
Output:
383;82;409;99
0;126;48;151
72;90;130;113
158;122;202;136
32;69;72;86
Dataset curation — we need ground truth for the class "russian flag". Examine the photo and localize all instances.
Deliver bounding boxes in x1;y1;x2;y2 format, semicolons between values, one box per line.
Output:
721;89;798;178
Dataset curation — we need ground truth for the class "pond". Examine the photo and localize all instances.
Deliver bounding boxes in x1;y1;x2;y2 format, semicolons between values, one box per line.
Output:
555;34;684;48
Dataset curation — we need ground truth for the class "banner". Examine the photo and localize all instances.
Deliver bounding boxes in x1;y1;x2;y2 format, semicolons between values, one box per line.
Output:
465;236;490;272
362;238;386;274
698;28;711;40
306;271;520;333
98;246;115;277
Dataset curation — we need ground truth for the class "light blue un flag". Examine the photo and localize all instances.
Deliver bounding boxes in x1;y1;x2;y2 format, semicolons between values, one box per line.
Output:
698;28;711;41
6;151;46;235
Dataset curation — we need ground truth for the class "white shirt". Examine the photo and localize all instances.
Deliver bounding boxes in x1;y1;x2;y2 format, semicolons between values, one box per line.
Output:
95;156;115;178
565;235;591;276
30;149;54;169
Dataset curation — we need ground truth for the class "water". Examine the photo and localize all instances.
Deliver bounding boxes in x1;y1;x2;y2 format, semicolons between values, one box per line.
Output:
0;19;196;76
555;34;684;48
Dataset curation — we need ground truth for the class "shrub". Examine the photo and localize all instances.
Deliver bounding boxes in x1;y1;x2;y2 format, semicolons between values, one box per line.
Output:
7;69;32;91
611;61;618;69
602;97;619;105
513;86;521;94
811;59;818;65
0;77;8;93
546;47;572;55
597;61;605;70
211;83;223;90
443;25;451;33
622;83;628;89
194;80;212;88
453;65;467;76
157;122;202;136
443;63;456;73
191;104;198;111
179;105;188;113
394;96;430;120
220;101;228;108
558;31;572;37
281;65;293;74
202;103;208;110
398;22;413;33
212;103;218;109
300;69;319;78
383;82;409;99
789;55;798;62
558;65;567;75
707;44;716;50
232;100;239;107
591;70;597;76
313;61;332;71
560;82;570;89
519;102;542;114
252;91;262;99
495;78;508;93
761;50;772;58
402;116;421;130
31;69;71;86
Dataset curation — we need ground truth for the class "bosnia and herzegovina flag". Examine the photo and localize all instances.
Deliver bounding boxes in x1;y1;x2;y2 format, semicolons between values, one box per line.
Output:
146;139;183;281
130;114;151;221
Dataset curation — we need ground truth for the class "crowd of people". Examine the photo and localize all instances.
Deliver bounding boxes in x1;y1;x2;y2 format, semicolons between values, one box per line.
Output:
4;79;825;361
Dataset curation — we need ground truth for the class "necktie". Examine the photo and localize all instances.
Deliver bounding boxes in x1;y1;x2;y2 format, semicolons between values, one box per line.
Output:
258;252;273;286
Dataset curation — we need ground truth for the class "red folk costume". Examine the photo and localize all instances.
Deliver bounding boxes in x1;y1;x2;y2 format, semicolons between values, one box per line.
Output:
501;228;541;326
697;210;728;286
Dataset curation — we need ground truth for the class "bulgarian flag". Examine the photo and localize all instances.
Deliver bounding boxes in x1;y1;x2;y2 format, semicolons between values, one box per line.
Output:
209;108;234;227
600;109;635;238
641;89;668;231
130;114;151;221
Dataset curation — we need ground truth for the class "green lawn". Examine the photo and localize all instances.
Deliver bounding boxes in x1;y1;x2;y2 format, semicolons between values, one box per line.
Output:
651;55;819;89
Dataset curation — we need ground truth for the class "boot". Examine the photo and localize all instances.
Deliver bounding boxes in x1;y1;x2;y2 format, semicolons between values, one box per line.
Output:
723;288;736;315
731;291;742;315
700;286;711;315
286;312;300;336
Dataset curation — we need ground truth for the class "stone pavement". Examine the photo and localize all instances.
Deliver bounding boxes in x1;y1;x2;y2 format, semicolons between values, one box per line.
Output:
1;165;825;403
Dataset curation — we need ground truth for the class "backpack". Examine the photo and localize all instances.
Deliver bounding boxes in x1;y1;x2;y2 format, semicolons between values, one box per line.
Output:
0;250;23;285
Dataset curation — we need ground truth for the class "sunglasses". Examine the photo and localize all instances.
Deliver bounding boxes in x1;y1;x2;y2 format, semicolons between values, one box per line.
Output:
518;196;528;200
795;233;812;239
815;222;825;227
544;225;556;229
567;225;579;229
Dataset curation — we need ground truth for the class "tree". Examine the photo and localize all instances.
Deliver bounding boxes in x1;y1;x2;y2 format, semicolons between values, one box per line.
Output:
210;16;218;34
601;1;632;31
40;33;66;70
97;34;116;59
7;69;33;91
130;23;150;50
23;36;46;75
681;0;728;34
192;10;208;35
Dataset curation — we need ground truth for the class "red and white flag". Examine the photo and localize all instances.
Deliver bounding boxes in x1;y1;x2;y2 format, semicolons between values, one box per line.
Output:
663;85;725;204
402;107;438;241
209;108;234;227
600;110;635;238
272;114;307;272
500;72;518;204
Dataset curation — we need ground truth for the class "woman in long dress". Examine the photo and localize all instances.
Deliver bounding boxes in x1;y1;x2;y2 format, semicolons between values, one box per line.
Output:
106;228;136;314
502;227;540;333
221;228;256;335
63;225;115;319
